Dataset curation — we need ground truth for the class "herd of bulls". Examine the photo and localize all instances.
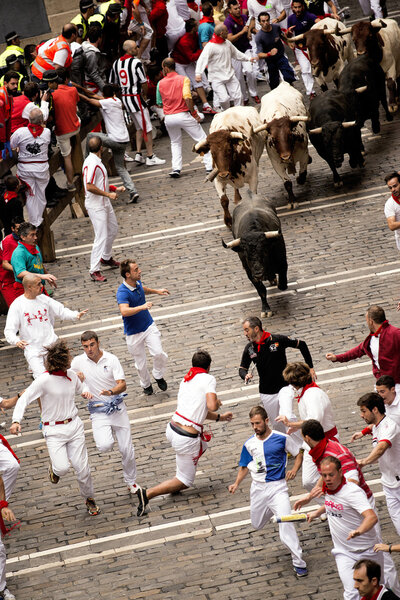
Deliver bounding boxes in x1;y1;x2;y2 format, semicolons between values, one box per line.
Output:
192;16;400;319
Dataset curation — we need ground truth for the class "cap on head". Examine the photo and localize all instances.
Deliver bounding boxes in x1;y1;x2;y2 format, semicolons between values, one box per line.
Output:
5;31;18;43
107;3;123;14
6;54;19;67
42;70;59;83
80;0;95;10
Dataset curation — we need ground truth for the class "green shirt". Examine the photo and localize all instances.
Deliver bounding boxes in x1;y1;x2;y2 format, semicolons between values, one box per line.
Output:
11;243;45;284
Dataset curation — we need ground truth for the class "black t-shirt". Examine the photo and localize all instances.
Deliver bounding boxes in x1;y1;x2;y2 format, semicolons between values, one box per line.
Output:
0;195;23;236
240;333;313;394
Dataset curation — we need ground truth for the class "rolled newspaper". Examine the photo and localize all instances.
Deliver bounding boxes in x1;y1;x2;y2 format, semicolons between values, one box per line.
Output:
271;513;308;523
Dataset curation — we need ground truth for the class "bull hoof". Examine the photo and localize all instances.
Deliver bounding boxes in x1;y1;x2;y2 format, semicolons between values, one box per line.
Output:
334;180;343;188
361;150;367;156
389;104;398;113
287;202;298;210
386;113;394;122
297;173;307;185
269;278;277;286
261;310;273;318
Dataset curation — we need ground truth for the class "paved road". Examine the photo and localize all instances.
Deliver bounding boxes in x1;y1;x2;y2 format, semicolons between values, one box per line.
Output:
1;2;400;597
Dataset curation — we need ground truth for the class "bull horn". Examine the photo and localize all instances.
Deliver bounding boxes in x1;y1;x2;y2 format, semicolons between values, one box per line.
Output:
309;126;323;134
355;85;368;93
342;120;356;128
193;138;209;152
335;26;352;36
371;19;386;29
264;231;280;239
322;28;337;35
204;167;219;182
230;132;245;140
289;115;310;122
285;33;305;42
253;123;268;133
225;237;241;248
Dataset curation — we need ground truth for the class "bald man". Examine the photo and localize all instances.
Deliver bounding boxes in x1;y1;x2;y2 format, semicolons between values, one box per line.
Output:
4;273;87;378
10;108;51;227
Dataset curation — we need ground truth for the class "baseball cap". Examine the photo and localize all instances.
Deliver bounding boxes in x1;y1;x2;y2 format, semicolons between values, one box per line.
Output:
80;0;95;10
5;31;19;43
5;54;19;66
107;3;123;14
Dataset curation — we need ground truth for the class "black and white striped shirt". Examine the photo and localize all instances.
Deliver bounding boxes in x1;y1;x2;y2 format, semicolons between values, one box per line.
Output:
109;55;147;114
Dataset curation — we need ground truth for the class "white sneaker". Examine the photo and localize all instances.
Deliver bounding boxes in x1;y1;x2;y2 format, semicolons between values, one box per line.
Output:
128;483;141;494
2;588;16;600
124;152;134;162
146;154;166;166
134;153;145;164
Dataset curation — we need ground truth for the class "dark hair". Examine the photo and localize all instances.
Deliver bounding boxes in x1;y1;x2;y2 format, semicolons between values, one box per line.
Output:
192;350;212;369
320;456;342;471
357;392;385;415
185;18;198;32
11;216;24;228
103;84;115;98
301;419;325;441
5;175;19;192
24;44;37;66
62;24;78;40
353;559;381;583
202;1;214;15
385;171;400;184
57;67;69;83
292;0;306;5
4;71;19;83
376;375;396;389
87;25;102;43
88;136;102;153
81;330;99;343
367;305;386;324
258;11;270;21
249;405;268;419
147;64;163;82
283;362;312;388
18;222;36;239
120;259;136;279
243;316;262;330
23;81;39;101
44;339;71;372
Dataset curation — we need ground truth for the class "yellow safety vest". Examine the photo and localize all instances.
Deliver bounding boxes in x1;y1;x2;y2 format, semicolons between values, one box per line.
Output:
0;45;24;69
0;71;24;91
71;13;89;40
88;14;106;28
99;1;120;22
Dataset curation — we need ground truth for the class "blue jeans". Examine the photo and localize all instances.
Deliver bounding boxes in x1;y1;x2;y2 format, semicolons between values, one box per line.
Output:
267;55;296;90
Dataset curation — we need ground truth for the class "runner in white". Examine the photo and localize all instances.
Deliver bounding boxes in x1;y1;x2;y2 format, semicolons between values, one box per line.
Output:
376;376;400;426
71;330;143;502
10;340;100;516
229;405;307;577
4;273;87;378
307;456;387;600
0;474;17;600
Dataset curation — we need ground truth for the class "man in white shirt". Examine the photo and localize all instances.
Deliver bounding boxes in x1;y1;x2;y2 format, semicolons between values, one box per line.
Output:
82;136;125;283
195;23;258;110
384;172;400;252
10;340;100;516
351;392;400;537
376;375;400;426
4;273;87;378
10;108;50;227
0;474;17;600
135;351;233;516
247;0;288;31
82;84;139;204
71;330;142;501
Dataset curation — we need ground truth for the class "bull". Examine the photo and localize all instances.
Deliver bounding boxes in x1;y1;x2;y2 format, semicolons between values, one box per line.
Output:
308;90;364;187
255;82;310;209
192;106;266;228
222;196;288;318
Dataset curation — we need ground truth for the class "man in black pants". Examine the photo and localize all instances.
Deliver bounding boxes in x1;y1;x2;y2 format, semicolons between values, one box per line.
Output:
255;12;295;90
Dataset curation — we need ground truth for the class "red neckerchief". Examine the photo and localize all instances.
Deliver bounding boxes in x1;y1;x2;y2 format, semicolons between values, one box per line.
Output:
254;330;271;352
3;191;18;204
188;1;198;10
309;437;328;464
19;241;39;255
119;54;131;61
27;123;44;138
361;585;383;600
199;15;215;24
209;33;225;43
48;370;72;381
229;13;245;25
184;367;208;382
297;381;319;403
392;194;400;205
322;475;347;495
371;320;388;337
0;435;19;464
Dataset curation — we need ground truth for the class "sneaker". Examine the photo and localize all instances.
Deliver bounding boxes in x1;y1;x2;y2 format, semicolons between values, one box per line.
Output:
244;99;250;106
128;483;141;494
136;487;149;517
67;182;76;192
294;566;308;578
46;199;58;208
143;385;153;396
100;257;120;268
90;271;107;282
252;95;261;104
146;154;166;166
86;497;100;516
48;463;59;484
135;153;146;164
124;152;134;162
309;92;317;99
169;170;180;178
155;378;168;391
129;192;139;204
202;105;217;115
2;588;16;600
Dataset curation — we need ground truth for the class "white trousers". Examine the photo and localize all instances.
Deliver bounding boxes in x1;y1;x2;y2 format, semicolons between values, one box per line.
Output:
175;63;208;90
250;478;306;568
211;76;242;111
383;484;400;536
0;537;5;593
370;495;400;595
233;51;258;100
332;546;384;600
44;416;94;499
91;404;137;486
18;168;50;227
86;201;119;274
260;393;286;433
302;448;320;491
164;112;212;172
166;423;207;487
294;47;315;96
126;323;168;389
0;446;20;501
358;0;383;17
278;386;304;451
24;345;47;379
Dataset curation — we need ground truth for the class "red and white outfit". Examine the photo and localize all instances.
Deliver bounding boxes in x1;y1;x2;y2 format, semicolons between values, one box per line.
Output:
167;368;216;487
324;479;384;600
71;351;138;489
384;194;400;251
11;95;49;134
0;234;21;307
0;432;20;597
384;385;400;426
277;385;303;448
82;152;119;275
12;370;95;499
4;293;79;378
10;125;51;227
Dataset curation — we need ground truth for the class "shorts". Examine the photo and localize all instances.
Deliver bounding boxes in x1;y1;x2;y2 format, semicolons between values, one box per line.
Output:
166;422;207;488
56;127;81;157
130;108;153;134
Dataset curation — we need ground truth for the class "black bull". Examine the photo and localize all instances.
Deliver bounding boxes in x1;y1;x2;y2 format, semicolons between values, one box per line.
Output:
222;197;288;317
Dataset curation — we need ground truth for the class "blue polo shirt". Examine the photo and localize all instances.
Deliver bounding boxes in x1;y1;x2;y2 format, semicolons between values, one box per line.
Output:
116;280;154;335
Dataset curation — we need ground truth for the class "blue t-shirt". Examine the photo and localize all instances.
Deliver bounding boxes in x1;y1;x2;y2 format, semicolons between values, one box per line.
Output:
116;280;154;335
239;431;298;483
198;22;214;47
255;24;284;58
287;10;317;37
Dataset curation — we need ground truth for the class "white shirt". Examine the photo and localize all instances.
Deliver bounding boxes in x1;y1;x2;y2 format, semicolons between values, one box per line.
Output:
370;334;380;369
241;430;300;483
21;100;49;123
196;40;250;82
99;97;129;144
174;372;217;432
82;152;110;210
10;127;51;174
4;294;78;349
12;370;82;424
278;385;296;420
71;350;125;403
325;481;377;552
372;416;400;488
384;195;400;245
297;386;336;433
385;385;400;426
248;0;284;30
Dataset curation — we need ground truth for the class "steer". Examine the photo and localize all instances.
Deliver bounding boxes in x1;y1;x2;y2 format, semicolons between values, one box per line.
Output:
192;106;266;228
287;17;353;90
255;82;310;209
308;90;364;187
222;196;288;318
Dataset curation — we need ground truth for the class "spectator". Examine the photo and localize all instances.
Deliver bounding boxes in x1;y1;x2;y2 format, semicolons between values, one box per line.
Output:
255;12;295;90
127;1;154;61
10;108;51;228
0;55;28;93
0;176;23;236
0;216;24;307
81;25;107;93
31;24;78;82
0;71;19;159
198;2;215;47
0;32;24;76
149;0;169;60
52;68;81;192
71;0;96;43
11;82;50;135
212;0;226;23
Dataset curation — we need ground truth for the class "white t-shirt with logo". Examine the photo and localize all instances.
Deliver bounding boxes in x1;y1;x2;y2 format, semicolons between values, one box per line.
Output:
372;416;400;489
99;97;130;144
174;373;217;432
384;195;400;250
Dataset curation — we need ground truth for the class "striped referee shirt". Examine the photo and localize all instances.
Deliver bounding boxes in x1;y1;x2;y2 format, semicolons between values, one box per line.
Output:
109;54;147;114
